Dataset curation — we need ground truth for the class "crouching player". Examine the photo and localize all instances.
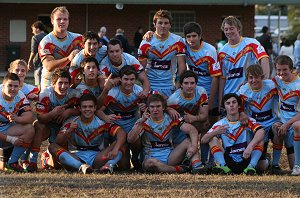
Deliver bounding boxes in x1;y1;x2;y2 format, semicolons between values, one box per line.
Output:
202;93;265;175
0;73;35;172
127;94;200;173
48;94;126;174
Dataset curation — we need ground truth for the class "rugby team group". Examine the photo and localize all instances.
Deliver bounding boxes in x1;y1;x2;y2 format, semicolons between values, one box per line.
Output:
1;5;300;176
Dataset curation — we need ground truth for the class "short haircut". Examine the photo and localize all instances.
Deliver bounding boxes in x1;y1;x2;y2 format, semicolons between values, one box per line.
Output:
221;16;242;33
147;94;167;110
3;72;20;84
51;68;71;84
246;64;264;80
83;31;99;44
153;9;172;25
275;55;294;70
51;6;69;19
262;26;268;34
78;93;97;107
9;59;28;73
119;65;138;79
183;22;202;37
108;38;122;50
31;21;45;31
179;70;198;85
80;56;99;69
222;93;241;108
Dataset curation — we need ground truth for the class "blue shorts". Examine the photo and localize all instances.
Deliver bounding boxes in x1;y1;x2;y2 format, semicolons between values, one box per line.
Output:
143;147;172;164
48;122;62;143
151;88;174;98
172;128;187;145
72;150;99;167
0;122;14;133
284;127;294;148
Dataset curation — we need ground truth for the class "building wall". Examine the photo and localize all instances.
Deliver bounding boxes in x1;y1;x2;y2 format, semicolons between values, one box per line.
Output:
0;3;254;71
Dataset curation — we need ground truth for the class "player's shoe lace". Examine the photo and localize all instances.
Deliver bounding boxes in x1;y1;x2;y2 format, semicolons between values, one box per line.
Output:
291;165;300;176
79;164;93;174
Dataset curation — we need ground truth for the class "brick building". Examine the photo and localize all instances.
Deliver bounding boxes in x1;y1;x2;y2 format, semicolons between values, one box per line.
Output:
0;0;297;71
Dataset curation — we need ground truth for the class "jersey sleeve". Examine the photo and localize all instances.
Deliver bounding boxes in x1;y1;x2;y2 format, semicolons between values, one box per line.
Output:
36;89;51;114
138;40;150;61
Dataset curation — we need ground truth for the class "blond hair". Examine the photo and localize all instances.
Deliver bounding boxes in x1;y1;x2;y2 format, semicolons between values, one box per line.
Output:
9;59;28;73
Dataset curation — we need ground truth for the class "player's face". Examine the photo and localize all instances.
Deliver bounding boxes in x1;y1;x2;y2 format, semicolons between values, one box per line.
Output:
120;74;136;92
224;97;239;115
154;17;171;37
276;64;294;82
11;64;27;82
79;100;96;119
108;44;122;65
181;77;196;96
185;32;201;49
53;77;70;97
223;23;240;42
83;61;98;80
84;39;99;56
3;79;20;100
32;27;39;35
148;101;165;120
247;74;263;90
51;11;69;33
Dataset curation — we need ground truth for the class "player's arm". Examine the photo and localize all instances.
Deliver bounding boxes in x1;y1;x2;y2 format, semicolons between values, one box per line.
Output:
201;125;228;144
279;113;300;135
127;110;149;143
139;58;147;69
180;122;198;156
42;49;79;72
208;76;219;111
37;104;68;124
176;55;187;89
138;71;150;95
218;77;226;112
112;127;127;151
248;128;264;149
259;57;270;79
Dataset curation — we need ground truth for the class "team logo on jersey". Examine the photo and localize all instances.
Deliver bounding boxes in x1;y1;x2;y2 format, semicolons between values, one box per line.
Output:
212;62;220;71
150;46;156;50
227;68;243;80
43;49;50;54
257;45;265;54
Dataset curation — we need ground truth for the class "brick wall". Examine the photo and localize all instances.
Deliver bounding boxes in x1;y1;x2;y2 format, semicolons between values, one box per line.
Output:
0;3;254;71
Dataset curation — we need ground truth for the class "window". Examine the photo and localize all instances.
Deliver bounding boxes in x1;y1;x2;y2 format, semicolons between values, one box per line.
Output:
10;20;26;42
149;11;195;35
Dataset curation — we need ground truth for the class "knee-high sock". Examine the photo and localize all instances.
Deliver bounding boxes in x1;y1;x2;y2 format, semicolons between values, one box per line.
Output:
8;145;28;164
200;143;209;163
20;149;30;161
294;135;300;166
249;145;263;168
106;151;122;167
58;152;83;170
272;143;283;166
210;145;225;166
29;147;40;164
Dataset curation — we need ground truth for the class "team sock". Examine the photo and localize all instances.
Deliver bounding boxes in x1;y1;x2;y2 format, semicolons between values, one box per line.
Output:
106;151;122;167
58;152;83;170
20;149;30;161
191;159;202;169
272;143;283;166
8;146;27;164
210;146;225;166
248;145;263;168
30;147;40;164
294;135;300;165
200;143;210;163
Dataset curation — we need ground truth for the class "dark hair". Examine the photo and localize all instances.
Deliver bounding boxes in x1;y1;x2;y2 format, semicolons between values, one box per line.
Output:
78;93;97;107
246;64;264;80
119;65;138;79
179;70;198;85
261;26;268;34
153;9;172;25
83;31;99;44
3;72;20;84
51;68;71;84
31;21;45;31
108;38;122;50
274;55;294;70
222;93;241;108
147;94;167;110
80;56;99;69
183;22;202;37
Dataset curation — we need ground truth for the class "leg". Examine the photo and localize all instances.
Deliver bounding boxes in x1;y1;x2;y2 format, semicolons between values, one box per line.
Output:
143;158;178;173
291;121;300;175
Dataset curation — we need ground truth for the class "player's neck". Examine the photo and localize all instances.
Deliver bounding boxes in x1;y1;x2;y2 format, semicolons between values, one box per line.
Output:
120;86;133;95
182;90;194;99
190;41;202;51
226;113;239;122
151;114;164;122
228;36;241;45
80;115;94;123
85;78;97;87
154;32;169;41
2;92;13;101
53;30;67;40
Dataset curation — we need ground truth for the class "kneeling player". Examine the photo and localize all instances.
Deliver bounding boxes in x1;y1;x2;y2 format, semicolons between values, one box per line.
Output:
49;94;126;174
128;94;200;173
202;93;265;175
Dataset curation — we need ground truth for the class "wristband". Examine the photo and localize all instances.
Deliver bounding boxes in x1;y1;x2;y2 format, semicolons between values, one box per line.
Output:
6;135;18;144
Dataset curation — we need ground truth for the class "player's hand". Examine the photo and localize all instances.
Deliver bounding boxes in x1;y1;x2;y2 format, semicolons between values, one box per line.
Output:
183;112;197;123
141;108;150;122
167;108;180;120
69;117;79;132
143;31;154;42
239;112;249;126
137;90;148;99
278;123;289;136
27;63;33;71
214;124;229;136
272;122;282;136
7;112;18;123
105;114;118;123
51;104;68;118
107;149;118;160
27;93;38;101
14;137;25;146
243;146;253;159
68;49;80;62
138;103;147;112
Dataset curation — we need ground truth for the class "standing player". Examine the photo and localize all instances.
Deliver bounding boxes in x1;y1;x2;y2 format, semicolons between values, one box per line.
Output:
128;94;200;173
39;6;83;90
69;31;107;87
218;16;269;111
36;69;81;169
272;55;300;176
138;9;186;98
237;64;278;172
0;73;35;172
100;38;150;98
8;59;39;100
48;94;126;174
202;93;265;175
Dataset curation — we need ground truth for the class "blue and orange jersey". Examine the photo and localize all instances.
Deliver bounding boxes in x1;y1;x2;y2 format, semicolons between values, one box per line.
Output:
218;37;268;95
20;83;39;100
138;32;185;90
76;81;102;98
